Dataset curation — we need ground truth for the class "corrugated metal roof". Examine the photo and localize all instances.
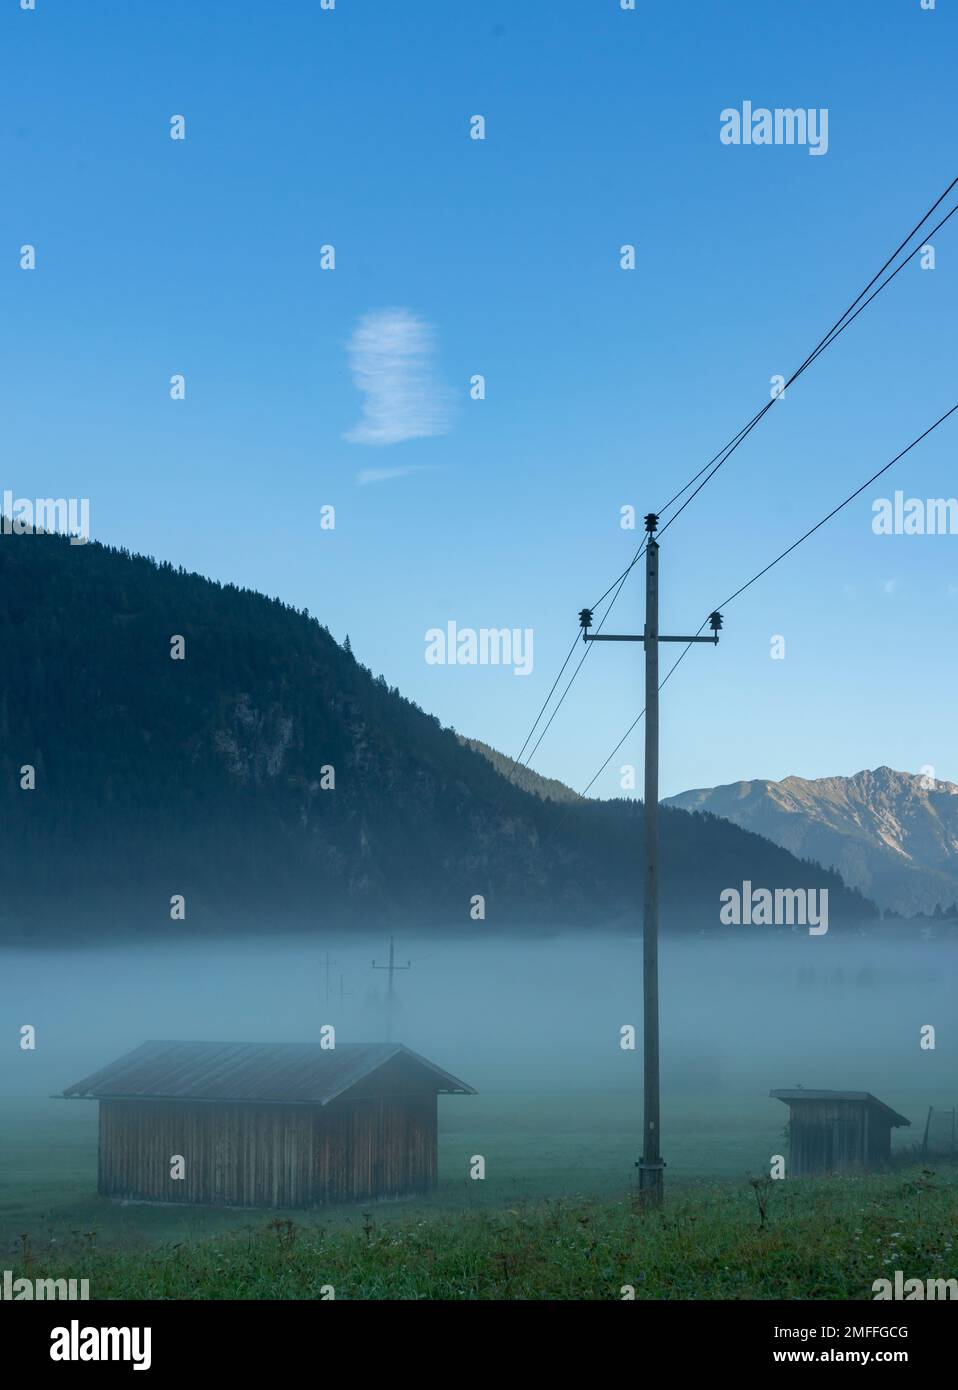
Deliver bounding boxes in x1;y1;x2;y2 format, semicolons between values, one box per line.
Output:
770;1089;910;1126
61;1041;476;1105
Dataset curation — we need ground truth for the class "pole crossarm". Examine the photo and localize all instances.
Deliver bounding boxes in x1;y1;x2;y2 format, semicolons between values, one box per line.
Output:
583;633;718;645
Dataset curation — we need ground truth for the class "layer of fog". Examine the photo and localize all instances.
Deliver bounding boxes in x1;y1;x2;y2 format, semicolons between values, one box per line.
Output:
3;930;955;1110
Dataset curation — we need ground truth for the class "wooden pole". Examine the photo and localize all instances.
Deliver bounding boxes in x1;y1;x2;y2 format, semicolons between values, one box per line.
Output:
578;517;721;1202
372;935;410;1043
639;536;665;1205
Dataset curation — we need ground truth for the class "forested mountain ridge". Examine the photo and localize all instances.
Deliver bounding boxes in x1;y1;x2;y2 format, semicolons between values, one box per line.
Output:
0;530;874;940
457;736;580;803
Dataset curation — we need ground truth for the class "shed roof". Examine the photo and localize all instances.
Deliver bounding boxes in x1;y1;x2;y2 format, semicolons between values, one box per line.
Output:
770;1089;910;1127
61;1041;476;1106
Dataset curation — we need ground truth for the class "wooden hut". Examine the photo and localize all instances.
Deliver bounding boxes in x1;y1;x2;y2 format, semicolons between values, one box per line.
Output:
771;1089;910;1176
61;1040;475;1208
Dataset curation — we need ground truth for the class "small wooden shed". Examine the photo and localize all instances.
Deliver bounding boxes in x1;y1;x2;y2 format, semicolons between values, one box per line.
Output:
61;1040;475;1208
771;1089;910;1176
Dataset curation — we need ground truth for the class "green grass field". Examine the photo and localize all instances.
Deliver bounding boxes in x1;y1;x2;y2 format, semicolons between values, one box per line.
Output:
3;1091;955;1298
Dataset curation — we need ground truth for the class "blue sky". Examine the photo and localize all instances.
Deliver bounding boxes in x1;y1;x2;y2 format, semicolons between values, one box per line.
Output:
3;0;957;797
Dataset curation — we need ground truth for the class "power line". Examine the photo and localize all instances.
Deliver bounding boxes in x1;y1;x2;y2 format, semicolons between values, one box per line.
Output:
659;194;958;538
520;544;647;768
504;176;957;784
500;543;648;785
573;400;958;804
501;628;581;777
600;182;958;598
500;531;659;788
714;399;958;611
657;176;958;521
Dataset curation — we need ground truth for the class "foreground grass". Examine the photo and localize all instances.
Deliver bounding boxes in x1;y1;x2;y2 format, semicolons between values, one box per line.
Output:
10;1164;957;1300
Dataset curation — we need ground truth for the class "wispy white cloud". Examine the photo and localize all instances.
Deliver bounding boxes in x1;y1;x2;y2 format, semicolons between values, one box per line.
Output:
356;465;426;486
344;308;453;446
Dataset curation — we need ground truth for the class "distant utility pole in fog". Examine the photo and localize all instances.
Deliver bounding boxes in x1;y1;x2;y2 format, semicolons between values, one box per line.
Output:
372;936;411;1043
320;951;340;1007
579;513;723;1207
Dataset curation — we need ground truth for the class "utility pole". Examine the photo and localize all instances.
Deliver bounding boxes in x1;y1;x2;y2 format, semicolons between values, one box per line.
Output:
320;950;340;1008
579;512;723;1206
371;936;411;1043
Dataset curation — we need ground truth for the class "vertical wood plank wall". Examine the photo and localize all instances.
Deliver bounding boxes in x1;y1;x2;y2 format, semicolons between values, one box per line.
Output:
98;1093;439;1207
788;1100;893;1176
